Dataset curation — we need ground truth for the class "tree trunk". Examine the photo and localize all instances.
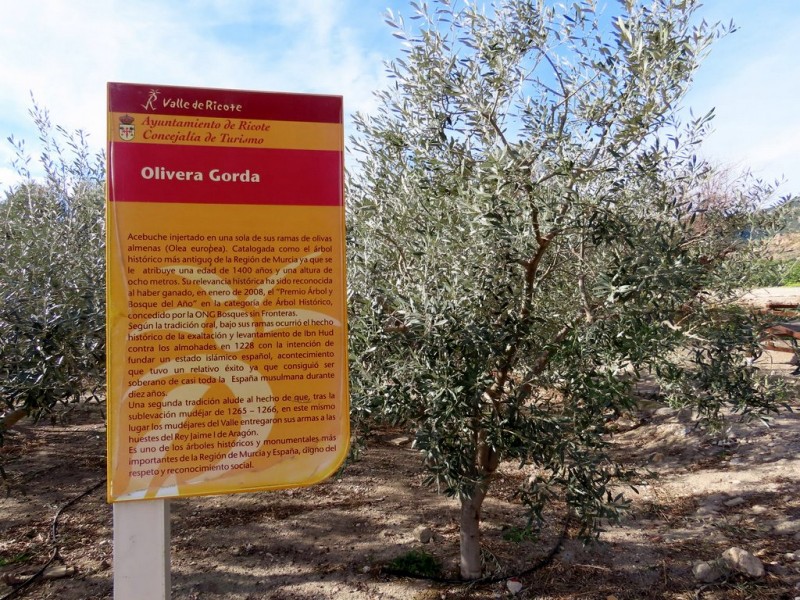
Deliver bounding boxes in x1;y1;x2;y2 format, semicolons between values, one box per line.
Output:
459;426;500;579
0;407;28;434
459;483;488;579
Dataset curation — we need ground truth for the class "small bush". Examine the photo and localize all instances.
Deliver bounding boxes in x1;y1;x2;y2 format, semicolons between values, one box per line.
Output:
502;524;539;544
0;103;105;436
781;260;800;286
385;549;441;578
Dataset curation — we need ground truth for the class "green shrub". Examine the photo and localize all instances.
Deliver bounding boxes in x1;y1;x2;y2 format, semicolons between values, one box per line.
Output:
0;104;105;436
781;260;800;286
502;524;539;544
385;549;441;578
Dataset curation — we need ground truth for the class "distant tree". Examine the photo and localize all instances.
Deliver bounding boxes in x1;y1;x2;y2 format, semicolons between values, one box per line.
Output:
0;103;106;438
347;0;787;579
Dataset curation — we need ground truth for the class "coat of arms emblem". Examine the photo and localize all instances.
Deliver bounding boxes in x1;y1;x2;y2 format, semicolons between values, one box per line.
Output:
119;114;135;141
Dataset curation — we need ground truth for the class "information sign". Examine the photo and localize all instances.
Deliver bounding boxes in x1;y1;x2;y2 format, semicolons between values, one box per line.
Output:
106;83;348;502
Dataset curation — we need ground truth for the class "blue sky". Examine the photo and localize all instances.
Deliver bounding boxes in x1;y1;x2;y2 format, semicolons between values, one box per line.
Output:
0;0;797;199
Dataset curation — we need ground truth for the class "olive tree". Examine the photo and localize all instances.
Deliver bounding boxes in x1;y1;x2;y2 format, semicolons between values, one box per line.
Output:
0;104;106;438
347;0;786;579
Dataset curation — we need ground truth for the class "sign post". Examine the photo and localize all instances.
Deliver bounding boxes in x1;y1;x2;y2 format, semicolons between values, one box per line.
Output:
106;83;348;597
113;500;170;598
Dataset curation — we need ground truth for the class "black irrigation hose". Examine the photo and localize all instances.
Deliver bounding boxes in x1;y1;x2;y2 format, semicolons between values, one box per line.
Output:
1;478;106;600
384;512;572;587
694;576;734;600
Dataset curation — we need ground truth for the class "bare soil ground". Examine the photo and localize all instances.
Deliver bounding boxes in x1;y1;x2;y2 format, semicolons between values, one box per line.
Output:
1;362;799;599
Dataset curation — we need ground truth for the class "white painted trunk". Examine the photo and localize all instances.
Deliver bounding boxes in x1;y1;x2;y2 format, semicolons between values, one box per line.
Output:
459;486;487;579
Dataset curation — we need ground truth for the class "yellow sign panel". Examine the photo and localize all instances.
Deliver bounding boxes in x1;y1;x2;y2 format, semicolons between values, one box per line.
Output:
106;83;348;502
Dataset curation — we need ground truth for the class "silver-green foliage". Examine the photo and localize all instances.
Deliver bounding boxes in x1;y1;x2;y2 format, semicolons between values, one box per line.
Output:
347;0;786;574
0;104;105;429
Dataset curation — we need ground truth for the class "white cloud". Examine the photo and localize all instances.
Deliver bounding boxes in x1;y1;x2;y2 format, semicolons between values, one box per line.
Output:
12;0;795;200
0;0;391;188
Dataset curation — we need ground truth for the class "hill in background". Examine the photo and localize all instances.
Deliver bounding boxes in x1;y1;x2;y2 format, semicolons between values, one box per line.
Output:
761;198;800;262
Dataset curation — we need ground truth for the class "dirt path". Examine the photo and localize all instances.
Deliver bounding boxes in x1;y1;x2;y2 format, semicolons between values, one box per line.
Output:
3;290;800;600
1;392;798;600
